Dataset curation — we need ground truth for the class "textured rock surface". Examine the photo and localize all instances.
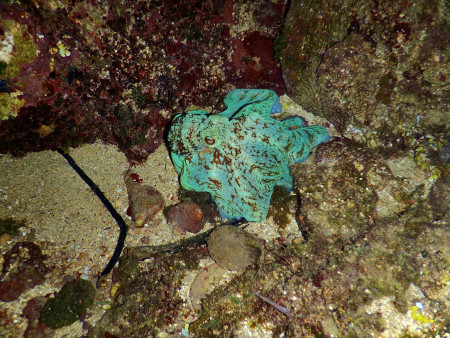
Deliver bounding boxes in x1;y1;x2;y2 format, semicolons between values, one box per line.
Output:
277;4;449;333
0;242;48;302
189;263;227;309
124;170;164;227
88;247;207;337
281;0;448;152
0;0;286;163
39;278;95;329
207;225;263;271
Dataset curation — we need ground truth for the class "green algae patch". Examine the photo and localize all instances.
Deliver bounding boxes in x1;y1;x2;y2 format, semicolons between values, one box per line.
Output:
2;20;39;79
89;246;208;337
0;93;25;120
0;218;23;236
0;20;37;120
189;271;259;336
40;279;95;329
112;254;141;285
267;186;298;231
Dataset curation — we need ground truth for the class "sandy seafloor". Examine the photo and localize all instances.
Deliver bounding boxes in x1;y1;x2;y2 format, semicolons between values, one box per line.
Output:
0;96;316;337
1;95;444;337
0;141;307;337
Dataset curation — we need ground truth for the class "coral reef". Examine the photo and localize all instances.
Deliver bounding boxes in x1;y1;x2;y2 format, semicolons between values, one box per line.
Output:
280;0;448;155
97;204;448;336
88;247;208;337
274;1;449;334
0;0;448;336
0;0;286;163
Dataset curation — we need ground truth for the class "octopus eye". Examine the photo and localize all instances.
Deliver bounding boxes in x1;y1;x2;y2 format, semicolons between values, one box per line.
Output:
204;136;215;145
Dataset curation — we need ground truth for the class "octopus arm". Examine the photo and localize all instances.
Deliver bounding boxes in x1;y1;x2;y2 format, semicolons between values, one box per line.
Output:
170;152;184;174
291;125;331;163
276;170;294;191
241;140;286;182
221;89;282;120
179;154;212;192
281;116;306;129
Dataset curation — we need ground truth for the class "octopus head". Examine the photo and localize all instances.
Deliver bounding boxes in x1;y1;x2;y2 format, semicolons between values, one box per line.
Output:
200;114;230;150
168;111;208;155
168;111;230;155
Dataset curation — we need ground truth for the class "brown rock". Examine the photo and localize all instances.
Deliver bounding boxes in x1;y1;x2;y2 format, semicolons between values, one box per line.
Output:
207;225;263;271
189;263;227;309
124;171;164;227
167;201;205;233
0;242;49;302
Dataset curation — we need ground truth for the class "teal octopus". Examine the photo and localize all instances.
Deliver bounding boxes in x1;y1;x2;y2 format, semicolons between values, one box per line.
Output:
167;89;330;222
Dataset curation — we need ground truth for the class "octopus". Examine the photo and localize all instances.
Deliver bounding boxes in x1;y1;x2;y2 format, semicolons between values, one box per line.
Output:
167;89;330;222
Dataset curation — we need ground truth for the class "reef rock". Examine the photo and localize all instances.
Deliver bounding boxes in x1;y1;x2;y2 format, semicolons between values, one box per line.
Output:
124;171;164;227
39;278;95;329
207;225;263;271
281;0;448;153
167;201;205;233
0;0;286;163
0;242;48;302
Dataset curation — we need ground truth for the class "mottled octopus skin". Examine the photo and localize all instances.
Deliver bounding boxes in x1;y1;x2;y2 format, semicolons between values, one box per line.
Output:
167;89;330;222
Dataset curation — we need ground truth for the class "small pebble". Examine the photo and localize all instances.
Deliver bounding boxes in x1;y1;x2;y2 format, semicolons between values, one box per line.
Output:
167;201;204;233
0;233;11;245
77;252;89;264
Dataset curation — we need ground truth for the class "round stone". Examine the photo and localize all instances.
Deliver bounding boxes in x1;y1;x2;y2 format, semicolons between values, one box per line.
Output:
206;225;263;271
167;201;205;233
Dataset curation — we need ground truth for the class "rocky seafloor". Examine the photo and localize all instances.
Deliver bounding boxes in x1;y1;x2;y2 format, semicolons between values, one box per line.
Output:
1;0;449;337
0;94;448;337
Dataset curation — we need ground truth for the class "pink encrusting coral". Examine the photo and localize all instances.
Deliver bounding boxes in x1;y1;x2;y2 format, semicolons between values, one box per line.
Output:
0;0;286;163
